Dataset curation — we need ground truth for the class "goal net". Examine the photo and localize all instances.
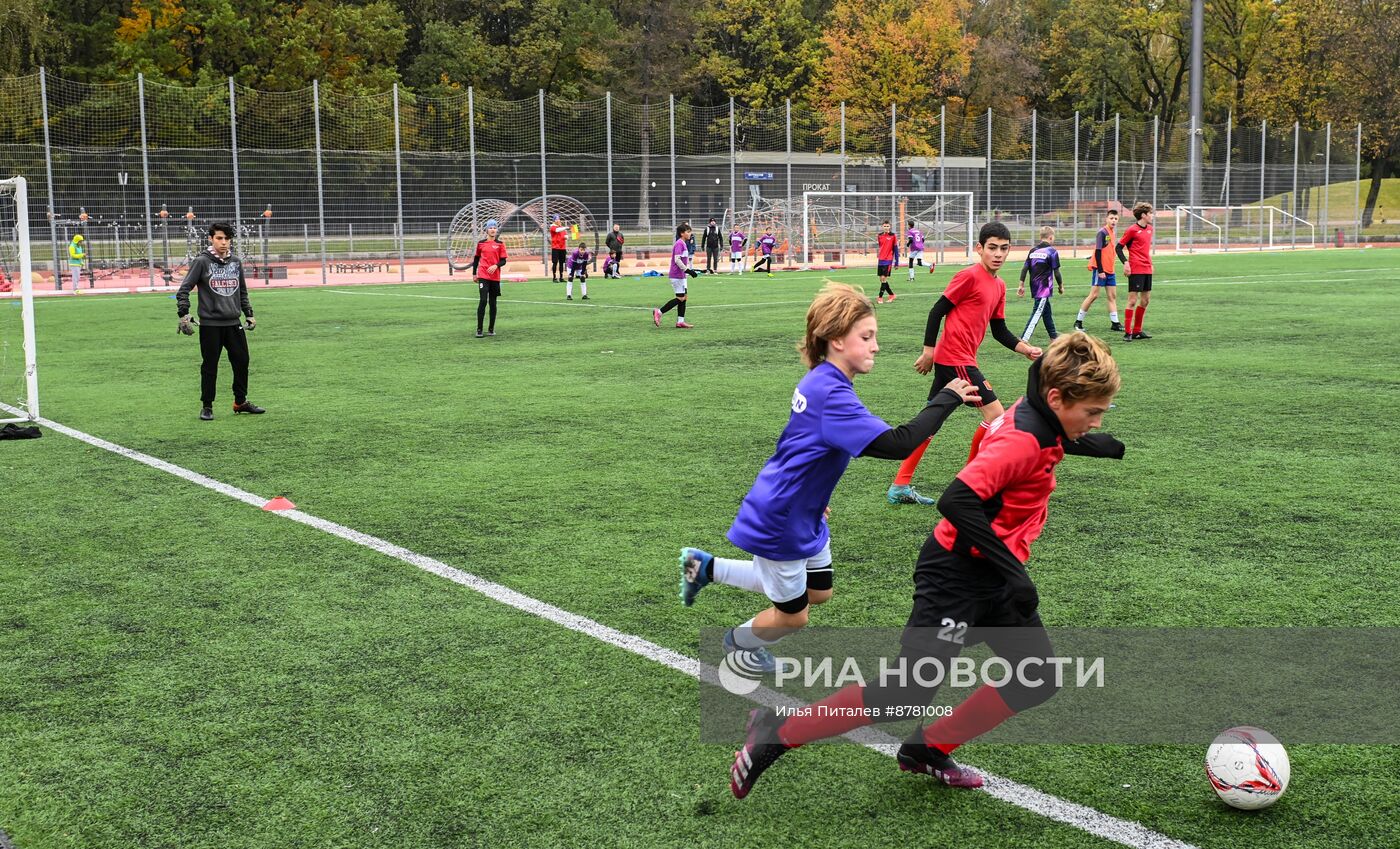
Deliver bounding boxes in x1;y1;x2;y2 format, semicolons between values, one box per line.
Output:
0;177;40;423
800;192;975;268
1173;205;1317;252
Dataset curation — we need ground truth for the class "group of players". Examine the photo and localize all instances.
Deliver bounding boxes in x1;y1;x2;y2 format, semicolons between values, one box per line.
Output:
674;207;1152;799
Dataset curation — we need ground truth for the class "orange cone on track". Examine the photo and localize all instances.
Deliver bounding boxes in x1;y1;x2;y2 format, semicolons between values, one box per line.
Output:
263;496;296;511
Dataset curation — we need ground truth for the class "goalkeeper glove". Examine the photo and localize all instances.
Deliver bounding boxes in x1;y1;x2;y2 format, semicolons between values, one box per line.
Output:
178;315;197;336
685;268;698;279
244;316;256;331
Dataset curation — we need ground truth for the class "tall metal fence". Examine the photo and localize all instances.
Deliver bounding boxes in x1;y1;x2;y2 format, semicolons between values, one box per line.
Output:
0;71;1374;288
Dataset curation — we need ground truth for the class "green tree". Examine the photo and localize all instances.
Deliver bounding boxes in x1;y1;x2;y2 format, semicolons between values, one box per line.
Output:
1203;0;1282;121
691;0;822;108
811;0;975;155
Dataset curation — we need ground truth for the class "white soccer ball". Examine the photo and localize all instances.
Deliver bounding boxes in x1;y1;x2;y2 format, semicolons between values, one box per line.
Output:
1205;726;1290;810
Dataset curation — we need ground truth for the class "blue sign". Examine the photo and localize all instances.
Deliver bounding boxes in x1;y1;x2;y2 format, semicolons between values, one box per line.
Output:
744;171;774;181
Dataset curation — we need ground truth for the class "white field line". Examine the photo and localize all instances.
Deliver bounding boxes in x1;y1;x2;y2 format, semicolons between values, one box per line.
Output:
1;399;1198;849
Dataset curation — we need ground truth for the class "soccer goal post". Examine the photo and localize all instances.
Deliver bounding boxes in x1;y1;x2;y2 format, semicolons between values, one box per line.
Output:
0;176;39;423
1173;205;1316;253
801;192;975;268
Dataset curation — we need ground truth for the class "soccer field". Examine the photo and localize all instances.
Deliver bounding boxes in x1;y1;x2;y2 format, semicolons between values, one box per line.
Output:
2;249;1399;849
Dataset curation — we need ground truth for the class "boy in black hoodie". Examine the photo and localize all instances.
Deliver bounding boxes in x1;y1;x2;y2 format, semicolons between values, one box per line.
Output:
702;218;722;274
177;222;264;421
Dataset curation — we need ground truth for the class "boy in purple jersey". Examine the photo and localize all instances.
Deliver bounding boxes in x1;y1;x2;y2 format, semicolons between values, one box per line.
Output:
678;283;978;673
602;253;620;279
1017;226;1064;341
653;223;697;329
753;229;777;276
906;223;930;281
729;228;747;274
566;240;591;300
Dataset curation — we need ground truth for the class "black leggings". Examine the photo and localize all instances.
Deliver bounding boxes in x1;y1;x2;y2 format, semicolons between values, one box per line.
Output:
705;245;720;270
477;279;500;332
753;255;773;272
198;323;250;404
551;248;567;280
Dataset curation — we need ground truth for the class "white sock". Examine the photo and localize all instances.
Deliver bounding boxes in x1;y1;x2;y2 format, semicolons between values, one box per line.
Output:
908;266;915;281
1077;310;1086;321
581;280;587;297
1110;310;1119;323
713;557;767;594
731;616;784;650
566;280;573;297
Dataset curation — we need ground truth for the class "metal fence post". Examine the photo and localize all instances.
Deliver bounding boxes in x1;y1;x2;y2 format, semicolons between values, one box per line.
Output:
985;107;992;221
137;74;154;287
1072;110;1079;258
1113;112;1120;207
393;83;405;281
669;93;677;226
39;68;60;288
1291;120;1299;248
1322;121;1331;244
939;102;946;262
468;86;478;211
1187;112;1196;248
839;102;846;265
539;89;548;270
1260;119;1267;250
229;78;242;231
312;79;327;283
1224;112;1233;250
1355;123;1362;244
1152;114;1159;210
785;98;792;205
606;92;614;228
1030;109;1037;231
728;96;735;222
890;103;897;223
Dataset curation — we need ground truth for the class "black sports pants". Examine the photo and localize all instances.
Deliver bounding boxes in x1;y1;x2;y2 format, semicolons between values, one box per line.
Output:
198;323;249;405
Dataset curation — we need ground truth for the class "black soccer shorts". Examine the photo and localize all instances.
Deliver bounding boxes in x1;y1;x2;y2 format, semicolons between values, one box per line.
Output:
1127;273;1153;293
930;363;996;407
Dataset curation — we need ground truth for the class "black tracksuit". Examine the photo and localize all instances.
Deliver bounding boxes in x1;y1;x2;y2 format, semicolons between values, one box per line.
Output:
176;248;254;405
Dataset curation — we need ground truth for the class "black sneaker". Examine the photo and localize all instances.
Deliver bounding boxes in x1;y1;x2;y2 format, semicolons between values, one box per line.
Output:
730;708;788;799
232;401;266;414
1110;322;1124;332
1073;320;1084;330
199;406;213;421
1122;333;1134;342
487;330;496;337
1133;331;1152;340
581;295;590;300
896;743;984;788
566;295;573;300
476;330;484;338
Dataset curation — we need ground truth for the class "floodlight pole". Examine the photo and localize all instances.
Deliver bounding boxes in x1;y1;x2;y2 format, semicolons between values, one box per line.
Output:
1223;112;1233;251
1072;111;1079;258
229;78;242;234
839;102;846;265
1188;0;1204;247
393;83;405;281
606;92;615;230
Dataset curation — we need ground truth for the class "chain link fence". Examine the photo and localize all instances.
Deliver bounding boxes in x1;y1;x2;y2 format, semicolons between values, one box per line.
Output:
0;70;1373;289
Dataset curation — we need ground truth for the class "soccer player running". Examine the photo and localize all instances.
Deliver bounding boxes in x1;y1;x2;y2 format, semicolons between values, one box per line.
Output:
753;229;777;276
549;214;568;285
1116;202;1155;341
176;222;263;420
702;218;722;274
887;222;1043;506
652;223;697;329
876;221;899;303
1075;208;1124;333
1017;226;1064;342
565;240;591;300
729;227;747;274
906;221;932;282
471;218;508;338
679;282;979;673
730;332;1124;799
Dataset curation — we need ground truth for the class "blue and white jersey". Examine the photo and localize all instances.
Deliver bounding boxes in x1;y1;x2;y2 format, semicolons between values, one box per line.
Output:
727;362;890;560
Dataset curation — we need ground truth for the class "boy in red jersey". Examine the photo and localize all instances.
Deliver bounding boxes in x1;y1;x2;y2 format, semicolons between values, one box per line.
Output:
471;219;508;338
1116;202;1155;341
549;214;569;285
876;221;899;303
886;221;1042;506
729;332;1125;799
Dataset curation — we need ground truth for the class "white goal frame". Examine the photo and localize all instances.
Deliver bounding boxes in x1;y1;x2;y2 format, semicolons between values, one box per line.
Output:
1;176;39;423
1174;204;1316;253
801;191;975;268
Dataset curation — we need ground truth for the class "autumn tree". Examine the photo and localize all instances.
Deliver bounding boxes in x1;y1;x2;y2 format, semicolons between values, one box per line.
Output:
691;0;822;108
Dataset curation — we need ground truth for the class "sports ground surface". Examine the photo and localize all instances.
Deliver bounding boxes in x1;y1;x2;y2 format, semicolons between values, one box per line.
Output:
2;248;1398;848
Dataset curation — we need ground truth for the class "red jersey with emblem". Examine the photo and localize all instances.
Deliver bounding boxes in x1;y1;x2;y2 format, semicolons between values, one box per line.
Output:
933;398;1063;564
877;232;898;262
933;263;1007;366
1118;222;1153;274
550;223;568;250
473;238;508;282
